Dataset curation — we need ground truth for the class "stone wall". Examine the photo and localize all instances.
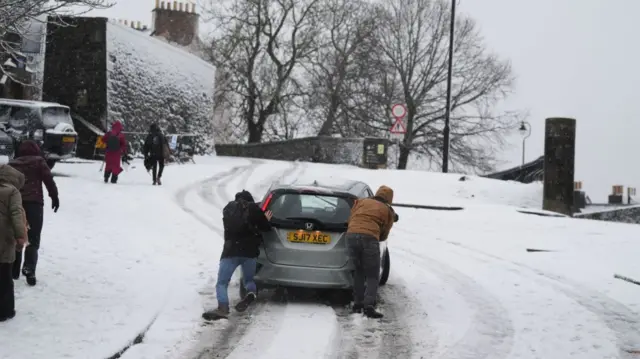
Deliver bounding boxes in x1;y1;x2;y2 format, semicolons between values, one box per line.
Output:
575;206;640;225
215;137;369;166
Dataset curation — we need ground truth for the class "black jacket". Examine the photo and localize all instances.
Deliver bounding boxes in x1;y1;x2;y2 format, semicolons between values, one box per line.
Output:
143;125;167;159
221;195;272;259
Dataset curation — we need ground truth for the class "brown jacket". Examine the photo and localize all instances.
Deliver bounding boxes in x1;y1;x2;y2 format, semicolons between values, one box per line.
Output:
0;164;26;263
347;185;395;241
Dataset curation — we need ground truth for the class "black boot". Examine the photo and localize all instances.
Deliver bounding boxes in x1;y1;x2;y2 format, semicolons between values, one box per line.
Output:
22;268;36;286
352;303;363;314
235;292;256;312
110;174;118;184
104;171;111;183
363;306;383;318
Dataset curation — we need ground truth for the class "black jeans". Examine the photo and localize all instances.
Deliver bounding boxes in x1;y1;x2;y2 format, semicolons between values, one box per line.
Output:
151;157;164;182
346;233;380;307
104;170;118;183
13;202;44;275
0;263;14;317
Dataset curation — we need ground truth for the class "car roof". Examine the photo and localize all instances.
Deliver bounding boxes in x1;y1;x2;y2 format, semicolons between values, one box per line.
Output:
270;179;368;197
0;99;69;109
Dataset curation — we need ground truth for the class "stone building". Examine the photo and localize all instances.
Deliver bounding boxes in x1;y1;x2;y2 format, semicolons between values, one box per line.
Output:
42;1;217;158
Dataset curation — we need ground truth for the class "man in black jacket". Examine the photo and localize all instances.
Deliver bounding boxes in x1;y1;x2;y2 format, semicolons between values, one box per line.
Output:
203;190;273;320
142;123;168;185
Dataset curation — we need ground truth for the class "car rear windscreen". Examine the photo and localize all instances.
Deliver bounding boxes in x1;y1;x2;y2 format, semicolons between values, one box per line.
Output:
42;107;73;128
268;193;353;224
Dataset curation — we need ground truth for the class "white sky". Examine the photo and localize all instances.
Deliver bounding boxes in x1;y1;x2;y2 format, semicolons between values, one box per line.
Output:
85;0;640;202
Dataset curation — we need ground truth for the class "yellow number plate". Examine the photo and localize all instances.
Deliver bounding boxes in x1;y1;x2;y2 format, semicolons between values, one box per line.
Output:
287;231;331;244
62;136;75;143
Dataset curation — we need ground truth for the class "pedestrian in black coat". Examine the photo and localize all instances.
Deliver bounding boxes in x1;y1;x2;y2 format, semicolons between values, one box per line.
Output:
143;124;169;185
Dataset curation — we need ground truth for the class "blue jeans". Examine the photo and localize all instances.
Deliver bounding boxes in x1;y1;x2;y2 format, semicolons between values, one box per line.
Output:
216;257;257;305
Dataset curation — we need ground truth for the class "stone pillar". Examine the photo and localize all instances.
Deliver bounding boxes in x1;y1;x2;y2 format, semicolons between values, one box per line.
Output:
543;117;576;215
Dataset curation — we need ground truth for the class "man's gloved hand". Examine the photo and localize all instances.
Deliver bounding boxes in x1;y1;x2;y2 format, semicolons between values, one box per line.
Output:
51;197;59;213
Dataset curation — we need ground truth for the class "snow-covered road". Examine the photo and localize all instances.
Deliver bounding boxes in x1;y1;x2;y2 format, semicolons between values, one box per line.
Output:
1;156;639;359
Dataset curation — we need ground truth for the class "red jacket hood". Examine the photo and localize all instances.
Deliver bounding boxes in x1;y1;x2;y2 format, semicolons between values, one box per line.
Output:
16;140;42;157
111;121;123;135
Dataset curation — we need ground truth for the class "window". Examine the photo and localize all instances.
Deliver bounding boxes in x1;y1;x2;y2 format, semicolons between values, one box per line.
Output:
91;29;103;43
76;89;88;107
0;105;10;124
42;107;73;128
268;193;353;224
9;106;39;129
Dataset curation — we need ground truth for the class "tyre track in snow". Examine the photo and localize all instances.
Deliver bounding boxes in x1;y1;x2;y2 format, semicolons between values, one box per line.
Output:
188;160;306;359
392;241;515;359
174;161;265;359
425;236;640;358
175;165;249;235
331;282;417;359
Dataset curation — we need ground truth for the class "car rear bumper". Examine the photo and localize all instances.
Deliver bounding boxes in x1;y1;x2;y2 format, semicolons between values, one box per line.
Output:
255;260;354;289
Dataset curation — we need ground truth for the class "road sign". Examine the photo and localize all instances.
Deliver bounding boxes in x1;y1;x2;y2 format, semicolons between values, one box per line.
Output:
390;118;406;134
391;104;406;118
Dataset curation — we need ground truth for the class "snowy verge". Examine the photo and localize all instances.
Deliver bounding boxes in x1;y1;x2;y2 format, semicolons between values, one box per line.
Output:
0;157;250;359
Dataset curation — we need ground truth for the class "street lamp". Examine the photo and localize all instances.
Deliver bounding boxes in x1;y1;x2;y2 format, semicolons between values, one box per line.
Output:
518;121;531;165
441;0;456;173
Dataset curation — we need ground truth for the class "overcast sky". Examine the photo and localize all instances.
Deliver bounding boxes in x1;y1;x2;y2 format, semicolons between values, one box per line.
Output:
85;0;640;202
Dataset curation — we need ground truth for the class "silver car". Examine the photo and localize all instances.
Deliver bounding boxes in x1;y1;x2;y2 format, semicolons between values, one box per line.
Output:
240;179;392;297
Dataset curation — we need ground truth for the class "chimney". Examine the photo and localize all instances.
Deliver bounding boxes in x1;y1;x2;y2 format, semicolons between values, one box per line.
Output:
151;1;200;46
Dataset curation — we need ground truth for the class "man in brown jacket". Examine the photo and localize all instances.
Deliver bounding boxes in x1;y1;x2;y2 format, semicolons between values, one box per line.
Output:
346;185;395;318
0;164;27;322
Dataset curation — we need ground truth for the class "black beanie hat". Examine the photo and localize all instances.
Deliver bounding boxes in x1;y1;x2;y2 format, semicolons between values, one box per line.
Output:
235;190;254;202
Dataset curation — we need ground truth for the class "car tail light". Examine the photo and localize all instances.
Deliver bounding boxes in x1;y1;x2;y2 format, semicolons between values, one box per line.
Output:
261;193;273;211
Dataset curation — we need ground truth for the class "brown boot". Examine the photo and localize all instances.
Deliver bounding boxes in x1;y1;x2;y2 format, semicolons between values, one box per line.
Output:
202;304;230;320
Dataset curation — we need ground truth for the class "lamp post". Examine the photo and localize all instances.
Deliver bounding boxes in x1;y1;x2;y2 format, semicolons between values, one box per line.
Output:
441;0;456;173
519;121;531;165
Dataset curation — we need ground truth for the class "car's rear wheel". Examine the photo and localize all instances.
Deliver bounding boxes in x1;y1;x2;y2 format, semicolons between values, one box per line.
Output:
379;248;390;286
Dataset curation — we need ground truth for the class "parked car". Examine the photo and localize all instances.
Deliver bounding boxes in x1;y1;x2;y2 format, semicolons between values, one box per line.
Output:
240;179;392;299
0;99;77;169
0;123;13;157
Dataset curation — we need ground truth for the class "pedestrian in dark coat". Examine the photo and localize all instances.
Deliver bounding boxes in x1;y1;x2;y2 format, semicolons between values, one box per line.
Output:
0;164;27;322
346;185;395;318
143;123;169;185
9;140;59;286
202;190;273;320
102;121;127;184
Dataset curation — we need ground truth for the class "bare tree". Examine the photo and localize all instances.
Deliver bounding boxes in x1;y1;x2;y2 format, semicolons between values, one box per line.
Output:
0;0;113;84
204;0;322;143
302;0;381;136
371;0;516;171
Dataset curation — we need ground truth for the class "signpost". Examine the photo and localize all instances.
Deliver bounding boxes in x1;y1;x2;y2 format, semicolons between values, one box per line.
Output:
390;104;407;142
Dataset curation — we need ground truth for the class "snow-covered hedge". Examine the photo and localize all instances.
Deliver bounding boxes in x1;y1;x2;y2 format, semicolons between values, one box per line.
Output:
106;21;216;154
